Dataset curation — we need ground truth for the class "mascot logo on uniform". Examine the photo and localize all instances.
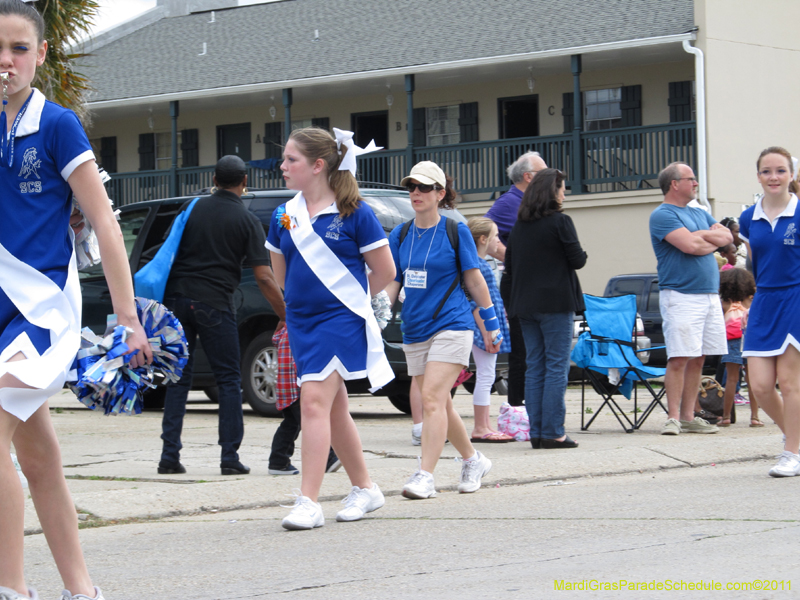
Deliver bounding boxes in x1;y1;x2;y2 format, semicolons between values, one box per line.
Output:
785;223;797;246
19;147;42;180
326;215;344;241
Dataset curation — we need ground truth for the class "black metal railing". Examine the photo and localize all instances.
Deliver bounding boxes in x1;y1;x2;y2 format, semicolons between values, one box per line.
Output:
104;122;695;206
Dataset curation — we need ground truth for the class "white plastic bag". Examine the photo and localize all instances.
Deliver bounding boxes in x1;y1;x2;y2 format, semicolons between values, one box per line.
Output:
497;402;530;442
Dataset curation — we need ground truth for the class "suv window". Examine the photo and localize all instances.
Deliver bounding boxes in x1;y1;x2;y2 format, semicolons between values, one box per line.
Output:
79;207;150;279
646;281;660;313
608;278;645;311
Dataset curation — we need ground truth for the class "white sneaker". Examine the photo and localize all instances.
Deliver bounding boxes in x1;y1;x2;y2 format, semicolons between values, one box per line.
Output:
411;423;422;446
0;587;38;600
11;453;27;489
59;588;104;600
402;469;436;499
769;450;800;478
336;483;385;522
458;451;492;493
281;491;324;530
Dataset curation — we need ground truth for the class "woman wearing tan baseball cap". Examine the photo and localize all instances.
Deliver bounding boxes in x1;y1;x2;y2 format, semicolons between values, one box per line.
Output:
385;161;503;498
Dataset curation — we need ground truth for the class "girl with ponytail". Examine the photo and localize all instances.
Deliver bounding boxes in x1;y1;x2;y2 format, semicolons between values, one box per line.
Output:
267;126;396;530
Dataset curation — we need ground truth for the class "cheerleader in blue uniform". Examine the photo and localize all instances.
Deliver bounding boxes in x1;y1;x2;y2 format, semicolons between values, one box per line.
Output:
267;127;396;530
0;2;151;599
740;146;800;478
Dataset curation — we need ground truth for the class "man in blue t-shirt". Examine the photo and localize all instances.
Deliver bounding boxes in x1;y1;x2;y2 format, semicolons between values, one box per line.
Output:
649;162;732;436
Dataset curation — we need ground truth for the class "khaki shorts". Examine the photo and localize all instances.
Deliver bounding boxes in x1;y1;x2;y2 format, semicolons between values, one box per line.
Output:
402;330;473;377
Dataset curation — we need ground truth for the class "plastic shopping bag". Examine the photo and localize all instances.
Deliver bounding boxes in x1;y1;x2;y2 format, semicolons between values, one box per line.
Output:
497;402;530;442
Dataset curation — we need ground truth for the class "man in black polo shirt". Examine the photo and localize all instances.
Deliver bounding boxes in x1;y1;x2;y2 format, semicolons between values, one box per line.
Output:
158;155;285;475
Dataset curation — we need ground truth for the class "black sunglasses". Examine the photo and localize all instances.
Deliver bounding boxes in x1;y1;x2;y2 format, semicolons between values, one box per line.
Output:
405;182;440;193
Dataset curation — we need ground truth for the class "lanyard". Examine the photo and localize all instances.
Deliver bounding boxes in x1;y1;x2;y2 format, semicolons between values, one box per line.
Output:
1;90;34;169
406;218;439;274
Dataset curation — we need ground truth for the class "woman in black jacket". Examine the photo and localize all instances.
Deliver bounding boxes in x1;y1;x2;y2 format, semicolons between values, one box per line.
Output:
505;169;587;449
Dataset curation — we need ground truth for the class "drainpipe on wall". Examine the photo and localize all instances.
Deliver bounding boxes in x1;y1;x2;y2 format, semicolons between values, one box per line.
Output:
682;40;709;211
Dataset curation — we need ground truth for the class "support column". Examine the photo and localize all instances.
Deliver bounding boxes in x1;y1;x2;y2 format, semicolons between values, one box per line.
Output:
282;88;293;144
405;74;415;172
169;100;179;197
571;54;583;194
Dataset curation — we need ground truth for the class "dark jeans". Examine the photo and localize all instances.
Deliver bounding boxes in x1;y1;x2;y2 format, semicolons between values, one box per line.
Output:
268;400;337;469
506;315;527;406
500;273;526;406
519;311;574;440
161;295;244;464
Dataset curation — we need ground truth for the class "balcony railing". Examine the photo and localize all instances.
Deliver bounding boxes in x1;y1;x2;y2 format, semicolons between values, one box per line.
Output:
104;122;695;206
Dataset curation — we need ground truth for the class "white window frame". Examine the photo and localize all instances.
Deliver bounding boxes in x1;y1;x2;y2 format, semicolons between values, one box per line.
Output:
426;105;460;146
583;88;622;131
155;131;183;170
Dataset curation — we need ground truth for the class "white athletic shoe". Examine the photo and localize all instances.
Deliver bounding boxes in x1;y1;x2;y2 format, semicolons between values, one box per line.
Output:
411;423;422;446
768;450;800;478
458;451;492;493
402;469;436;499
0;587;38;600
281;491;324;530
59;587;104;600
336;483;385;522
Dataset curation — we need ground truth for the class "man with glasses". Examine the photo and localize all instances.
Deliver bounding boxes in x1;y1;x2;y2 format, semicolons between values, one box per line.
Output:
485;151;547;407
650;162;732;436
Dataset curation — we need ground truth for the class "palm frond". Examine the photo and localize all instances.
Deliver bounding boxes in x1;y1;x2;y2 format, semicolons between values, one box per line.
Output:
35;0;100;124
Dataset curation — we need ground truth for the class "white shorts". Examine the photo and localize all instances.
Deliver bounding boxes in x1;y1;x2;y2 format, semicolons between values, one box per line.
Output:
660;289;727;359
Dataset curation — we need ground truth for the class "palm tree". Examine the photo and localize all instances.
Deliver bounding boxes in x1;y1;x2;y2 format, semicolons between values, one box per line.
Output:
35;0;100;123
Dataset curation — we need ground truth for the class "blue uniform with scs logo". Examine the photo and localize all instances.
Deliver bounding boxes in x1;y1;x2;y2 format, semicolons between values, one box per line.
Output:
0;89;94;421
740;194;800;356
266;200;388;383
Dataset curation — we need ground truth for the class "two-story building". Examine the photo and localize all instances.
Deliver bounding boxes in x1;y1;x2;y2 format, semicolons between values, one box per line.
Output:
76;0;800;292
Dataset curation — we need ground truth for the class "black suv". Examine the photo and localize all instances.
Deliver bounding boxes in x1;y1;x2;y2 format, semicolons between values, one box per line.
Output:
79;188;507;416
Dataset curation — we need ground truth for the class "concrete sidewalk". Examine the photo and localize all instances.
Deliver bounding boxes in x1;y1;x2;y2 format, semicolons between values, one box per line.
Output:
23;386;780;534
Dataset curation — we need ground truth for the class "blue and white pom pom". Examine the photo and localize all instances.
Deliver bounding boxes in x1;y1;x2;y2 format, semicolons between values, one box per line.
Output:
69;298;189;415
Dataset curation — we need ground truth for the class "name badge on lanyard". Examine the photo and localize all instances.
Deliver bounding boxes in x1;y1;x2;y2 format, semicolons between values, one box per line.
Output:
405;269;428;289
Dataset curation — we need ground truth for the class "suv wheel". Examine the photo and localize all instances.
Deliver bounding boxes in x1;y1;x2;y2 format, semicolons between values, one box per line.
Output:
242;331;280;417
388;393;411;414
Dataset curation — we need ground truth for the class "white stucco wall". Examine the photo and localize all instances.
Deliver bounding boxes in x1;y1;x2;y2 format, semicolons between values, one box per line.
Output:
696;0;800;220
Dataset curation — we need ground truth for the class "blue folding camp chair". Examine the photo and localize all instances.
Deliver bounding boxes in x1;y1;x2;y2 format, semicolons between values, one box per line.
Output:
570;294;667;433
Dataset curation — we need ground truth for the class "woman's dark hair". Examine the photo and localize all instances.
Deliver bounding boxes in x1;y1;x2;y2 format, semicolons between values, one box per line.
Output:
517;168;565;222
719;267;756;302
438;174;458;210
0;0;45;43
719;216;739;230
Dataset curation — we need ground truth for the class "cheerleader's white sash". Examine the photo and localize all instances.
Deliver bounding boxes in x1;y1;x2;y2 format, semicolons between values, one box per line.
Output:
0;234;81;421
286;192;393;392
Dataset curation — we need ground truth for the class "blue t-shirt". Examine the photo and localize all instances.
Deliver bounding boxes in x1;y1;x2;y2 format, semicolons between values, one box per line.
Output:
649;203;719;294
389;218;480;344
740;195;800;288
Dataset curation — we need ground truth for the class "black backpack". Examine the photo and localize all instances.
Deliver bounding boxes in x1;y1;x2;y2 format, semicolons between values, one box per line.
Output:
398;217;463;320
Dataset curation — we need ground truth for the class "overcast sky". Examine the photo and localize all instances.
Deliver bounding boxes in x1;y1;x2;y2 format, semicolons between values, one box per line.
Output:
89;0;157;36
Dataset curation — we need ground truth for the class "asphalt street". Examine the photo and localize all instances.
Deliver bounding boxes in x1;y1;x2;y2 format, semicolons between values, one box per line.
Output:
17;388;800;600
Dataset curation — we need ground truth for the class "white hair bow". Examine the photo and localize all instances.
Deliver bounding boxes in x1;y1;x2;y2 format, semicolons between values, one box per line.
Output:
333;127;383;177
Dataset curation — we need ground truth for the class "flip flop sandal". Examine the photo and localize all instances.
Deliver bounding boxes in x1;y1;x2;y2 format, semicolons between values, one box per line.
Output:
750;419;765;427
471;432;514;443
